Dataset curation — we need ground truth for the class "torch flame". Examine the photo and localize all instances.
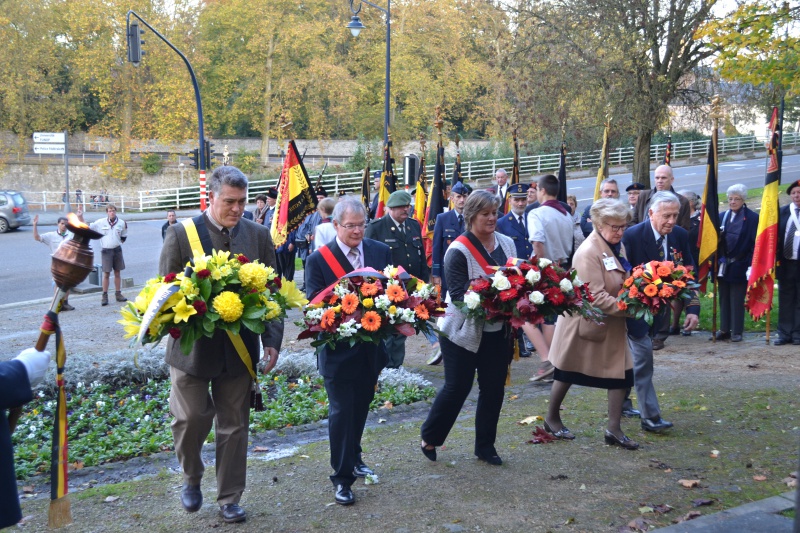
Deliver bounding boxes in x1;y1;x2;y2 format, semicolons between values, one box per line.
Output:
67;212;89;229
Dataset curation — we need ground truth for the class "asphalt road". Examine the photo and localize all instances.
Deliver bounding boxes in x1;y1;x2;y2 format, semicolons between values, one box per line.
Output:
2;154;798;307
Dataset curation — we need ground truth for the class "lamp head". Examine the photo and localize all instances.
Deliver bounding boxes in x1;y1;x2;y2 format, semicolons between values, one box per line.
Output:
347;15;365;37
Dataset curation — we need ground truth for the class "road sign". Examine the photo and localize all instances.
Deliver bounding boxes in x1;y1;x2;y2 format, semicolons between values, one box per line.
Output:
33;132;66;143
34;144;66;154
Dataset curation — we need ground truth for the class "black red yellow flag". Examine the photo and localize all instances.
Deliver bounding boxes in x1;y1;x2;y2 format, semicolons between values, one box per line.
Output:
271;140;317;247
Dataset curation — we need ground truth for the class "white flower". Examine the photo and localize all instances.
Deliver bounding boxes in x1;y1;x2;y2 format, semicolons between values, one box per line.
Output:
530;291;545;305
383;265;398;278
491;272;511;291
526;269;541;284
412;283;434;299
96;401;105;408
37;391;45;398
560;278;574;293
144;415;151;422
333;284;350;298
572;276;583;287
401;308;416;322
464;291;481;310
538;258;552;268
375;295;392;310
337;319;361;337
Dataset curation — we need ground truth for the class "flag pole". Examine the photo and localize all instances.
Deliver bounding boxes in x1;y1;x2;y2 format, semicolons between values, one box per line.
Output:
710;95;722;343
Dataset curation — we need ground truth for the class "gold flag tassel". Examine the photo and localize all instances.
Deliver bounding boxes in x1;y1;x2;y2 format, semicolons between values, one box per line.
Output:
45;311;72;527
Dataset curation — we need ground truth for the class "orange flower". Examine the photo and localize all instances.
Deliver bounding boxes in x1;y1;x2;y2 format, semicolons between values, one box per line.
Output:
386;284;407;303
321;308;337;329
327;294;339;305
341;293;360;314
629;285;639;297
623;276;634;288
360;282;379;297
673;280;686;288
633;268;644;278
361;311;381;332
643;284;658;297
617;300;628;311
656;265;672;277
414;304;430;320
658;286;674;298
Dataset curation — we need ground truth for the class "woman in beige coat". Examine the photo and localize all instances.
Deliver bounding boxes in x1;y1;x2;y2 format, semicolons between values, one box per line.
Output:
543;199;638;450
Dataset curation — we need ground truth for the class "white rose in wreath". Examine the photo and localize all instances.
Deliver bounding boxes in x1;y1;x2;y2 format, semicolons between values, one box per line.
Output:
538;258;552;268
559;278;574;293
530;291;545;305
526;269;541;284
491;272;511;291
464;291;481;310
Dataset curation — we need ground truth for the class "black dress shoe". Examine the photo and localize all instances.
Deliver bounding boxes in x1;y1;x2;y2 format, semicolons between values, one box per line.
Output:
641;416;673;432
604;430;639;450
712;330;731;341
731;334;743;342
353;461;374;478
668;327;680;335
651;338;665;351
773;338;791;346
420;443;437;462
180;484;202;513
335;484;354;505
622;407;641;418
219;503;246;523
475;450;503;465
543;420;576;440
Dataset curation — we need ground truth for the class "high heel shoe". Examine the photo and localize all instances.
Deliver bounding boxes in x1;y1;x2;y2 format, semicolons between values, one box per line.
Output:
604;430;639;450
420;442;437;462
543;420;575;440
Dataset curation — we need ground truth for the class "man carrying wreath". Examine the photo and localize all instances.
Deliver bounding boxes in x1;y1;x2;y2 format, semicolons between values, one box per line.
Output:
621;191;699;432
160;166;284;523
305;197;391;506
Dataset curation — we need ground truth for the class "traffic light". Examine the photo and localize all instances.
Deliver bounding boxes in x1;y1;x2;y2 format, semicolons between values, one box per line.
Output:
205;140;215;169
188;148;199;170
127;20;145;66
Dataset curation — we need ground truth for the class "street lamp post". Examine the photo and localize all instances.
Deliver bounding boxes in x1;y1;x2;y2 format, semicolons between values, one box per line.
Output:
179;162;185;189
347;0;390;146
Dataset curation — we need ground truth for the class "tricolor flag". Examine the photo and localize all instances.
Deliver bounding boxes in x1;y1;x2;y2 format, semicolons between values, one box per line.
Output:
374;139;397;219
360;161;371;217
449;136;462;210
556;142;568;203
414;148;427;229
423;141;447;267
746;107;782;319
663;135;672;166
594;123;610;201
504;130;520;214
696;137;720;290
271;140;317;247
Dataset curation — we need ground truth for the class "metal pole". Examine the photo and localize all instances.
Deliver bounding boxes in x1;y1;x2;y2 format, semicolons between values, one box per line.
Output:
384;0;390;146
64;130;71;213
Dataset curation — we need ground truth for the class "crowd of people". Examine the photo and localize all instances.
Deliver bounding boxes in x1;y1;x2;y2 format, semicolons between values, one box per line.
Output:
6;164;799;526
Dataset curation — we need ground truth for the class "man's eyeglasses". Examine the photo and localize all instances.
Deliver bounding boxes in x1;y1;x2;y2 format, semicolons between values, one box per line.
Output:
340;223;367;230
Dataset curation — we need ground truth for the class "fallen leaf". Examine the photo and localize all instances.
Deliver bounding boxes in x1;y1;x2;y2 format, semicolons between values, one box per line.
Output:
766;405;771;410
252;446;270;452
69;461;84;471
564;517;575;525
299;455;309;458
679;479;700;488
692;498;714;507
653;504;673;514
382;401;393;409
747;363;759;369
550;474;568;480
508;394;519;401
518;415;543;425
104;496;119;503
664;468;672;473
710;449;719;458
526;426;556;444
378;418;387;424
649;459;671;470
639;506;654;514
674;511;702;523
580;484;586;490
753;475;767;482
626;516;653;531
782;477;798;488
22;486;34;494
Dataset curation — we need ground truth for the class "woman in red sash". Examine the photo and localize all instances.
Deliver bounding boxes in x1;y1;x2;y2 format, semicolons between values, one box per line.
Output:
420;191;517;465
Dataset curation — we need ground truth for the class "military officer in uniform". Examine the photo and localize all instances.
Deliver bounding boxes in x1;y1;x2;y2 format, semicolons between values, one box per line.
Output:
366;190;429;368
431;181;470;300
496;183;533;259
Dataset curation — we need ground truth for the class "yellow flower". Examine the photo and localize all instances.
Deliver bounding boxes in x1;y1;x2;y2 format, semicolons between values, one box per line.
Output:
173;298;198;323
362;298;374;308
118;306;142;339
219;264;233;278
278;280;308;308
213;291;244;322
264;300;282;320
192;254;208;271
211;268;223;281
239;262;269;291
388;305;397;315
180;278;200;300
212;249;231;265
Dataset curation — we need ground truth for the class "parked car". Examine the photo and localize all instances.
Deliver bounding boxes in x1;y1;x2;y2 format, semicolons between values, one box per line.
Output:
0;190;32;233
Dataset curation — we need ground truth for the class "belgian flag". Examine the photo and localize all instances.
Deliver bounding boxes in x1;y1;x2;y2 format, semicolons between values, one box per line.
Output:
696;137;720;290
271;140;317;247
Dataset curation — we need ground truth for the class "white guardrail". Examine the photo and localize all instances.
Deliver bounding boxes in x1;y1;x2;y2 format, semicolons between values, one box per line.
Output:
17;133;799;212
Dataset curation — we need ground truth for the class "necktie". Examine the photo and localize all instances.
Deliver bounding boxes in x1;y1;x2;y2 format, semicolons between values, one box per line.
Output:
398;223;405;235
348;247;361;270
656;235;665;259
518;215;525;228
785;208;798;260
457;214;464;232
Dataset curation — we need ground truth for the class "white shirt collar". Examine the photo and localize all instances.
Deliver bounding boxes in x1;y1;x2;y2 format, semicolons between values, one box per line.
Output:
336;237;363;260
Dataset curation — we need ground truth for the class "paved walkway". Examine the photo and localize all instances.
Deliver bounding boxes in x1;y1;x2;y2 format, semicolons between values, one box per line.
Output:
657;490;796;531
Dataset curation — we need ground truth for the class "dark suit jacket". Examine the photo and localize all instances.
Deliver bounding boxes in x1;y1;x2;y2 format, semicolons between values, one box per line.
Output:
242;210;254;221
496;211;533;259
777;203;800;281
0;360;33;529
580;204;593;237
160;214;284;379
632;188;692;230
622;221;699;338
365;216;429;280
719;206;758;283
431;210;464;296
305;238;392;378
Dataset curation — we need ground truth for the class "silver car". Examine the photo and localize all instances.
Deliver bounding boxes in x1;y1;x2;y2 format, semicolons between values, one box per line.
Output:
0;190;32;233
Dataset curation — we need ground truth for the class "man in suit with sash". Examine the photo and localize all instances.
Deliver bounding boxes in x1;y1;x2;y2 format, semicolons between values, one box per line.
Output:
776;179;800;345
621;191;698;432
160;166;284;523
305;197;392;506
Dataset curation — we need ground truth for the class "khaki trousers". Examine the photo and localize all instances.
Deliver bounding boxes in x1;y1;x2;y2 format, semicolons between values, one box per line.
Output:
169;366;251;505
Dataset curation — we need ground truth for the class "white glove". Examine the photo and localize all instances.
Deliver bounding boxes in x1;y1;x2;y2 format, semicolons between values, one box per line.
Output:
14;348;52;387
746;267;752;280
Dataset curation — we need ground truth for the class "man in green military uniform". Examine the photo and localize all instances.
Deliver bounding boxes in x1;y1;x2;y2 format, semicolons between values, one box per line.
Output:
366;190;430;368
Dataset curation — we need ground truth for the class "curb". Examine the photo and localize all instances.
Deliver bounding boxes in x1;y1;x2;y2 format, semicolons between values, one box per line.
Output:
657;490;796;532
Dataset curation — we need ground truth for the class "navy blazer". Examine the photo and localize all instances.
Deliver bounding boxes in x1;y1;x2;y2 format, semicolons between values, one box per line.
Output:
622;221;699;338
304;238;392;378
777;203;800;278
496;211;533;259
719;206;758;283
431;209;464;296
1;360;33;529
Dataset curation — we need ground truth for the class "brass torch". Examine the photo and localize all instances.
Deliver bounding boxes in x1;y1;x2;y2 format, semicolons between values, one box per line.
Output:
8;213;102;432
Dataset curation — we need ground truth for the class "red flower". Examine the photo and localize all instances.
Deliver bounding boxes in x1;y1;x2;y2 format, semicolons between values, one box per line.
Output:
237;254;250;263
499;288;518;301
507;274;526;287
192;300;207;315
163;272;177;283
196;269;211;279
471;278;491;293
546;288;565;306
169;328;181;339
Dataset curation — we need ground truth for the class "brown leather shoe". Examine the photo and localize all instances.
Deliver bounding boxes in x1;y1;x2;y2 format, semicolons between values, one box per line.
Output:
180;484;202;513
651;338;665;351
101;293;108;306
220;503;246;523
115;291;127;302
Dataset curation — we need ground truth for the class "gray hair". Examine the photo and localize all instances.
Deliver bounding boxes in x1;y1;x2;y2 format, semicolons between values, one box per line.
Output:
463;190;500;231
590;198;630;226
496;168;508;178
726;183;748;200
649;191;681;214
332;197;367;224
600;178;618;189
208;166;248;194
678;190;700;211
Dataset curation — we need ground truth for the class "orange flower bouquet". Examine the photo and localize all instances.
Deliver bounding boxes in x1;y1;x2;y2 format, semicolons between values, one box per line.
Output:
296;266;444;352
616;259;700;325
